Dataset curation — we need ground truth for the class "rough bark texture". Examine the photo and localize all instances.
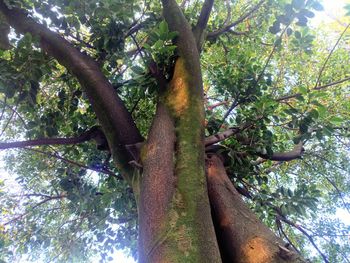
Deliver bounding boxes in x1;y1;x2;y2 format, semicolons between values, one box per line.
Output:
207;154;306;263
135;1;221;262
161;1;220;262
138;102;176;262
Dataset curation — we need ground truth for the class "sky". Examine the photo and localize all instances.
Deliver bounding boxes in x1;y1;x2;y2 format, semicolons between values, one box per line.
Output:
1;0;349;262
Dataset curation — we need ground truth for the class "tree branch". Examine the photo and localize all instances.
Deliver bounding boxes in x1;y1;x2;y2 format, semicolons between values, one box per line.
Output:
205;122;253;146
0;126;103;150
314;23;350;88
257;142;304;162
206;154;304;262
4;194;66;226
207;0;265;40
205;125;304;162
278;216;329;263
276;77;350;101
193;0;214;50
26;148;118;178
0;1;143;181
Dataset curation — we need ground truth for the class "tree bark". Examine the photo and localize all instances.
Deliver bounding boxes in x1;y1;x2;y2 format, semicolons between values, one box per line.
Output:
136;1;221;262
138;102;176;262
206;154;306;263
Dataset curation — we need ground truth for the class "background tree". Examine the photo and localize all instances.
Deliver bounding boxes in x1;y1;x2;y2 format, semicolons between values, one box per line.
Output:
0;0;349;262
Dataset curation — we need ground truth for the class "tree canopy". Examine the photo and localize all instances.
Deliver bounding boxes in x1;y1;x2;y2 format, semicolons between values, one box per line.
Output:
0;0;349;262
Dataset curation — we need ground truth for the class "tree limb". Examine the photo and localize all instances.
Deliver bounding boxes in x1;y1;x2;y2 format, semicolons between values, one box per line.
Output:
278;216;329;263
0;1;143;181
314;23;350;88
0;126;102;150
206;154;304;262
193;0;214;50
205;125;304;162
205;122;253;146
26;148;118;178
257;142;304;162
207;0;265;41
4;194;66;226
276;77;350;101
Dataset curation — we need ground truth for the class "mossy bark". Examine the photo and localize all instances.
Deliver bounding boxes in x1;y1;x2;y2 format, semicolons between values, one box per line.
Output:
138;58;220;263
138;1;221;261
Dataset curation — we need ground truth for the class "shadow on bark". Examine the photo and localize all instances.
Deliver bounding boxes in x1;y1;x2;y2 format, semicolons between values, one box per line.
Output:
206;154;306;263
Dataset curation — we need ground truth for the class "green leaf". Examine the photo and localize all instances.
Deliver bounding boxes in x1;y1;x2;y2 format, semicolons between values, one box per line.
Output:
309;109;319;119
294;31;302;39
292;0;304;10
159;20;169;35
300;8;315;18
346;4;350;16
315;130;323;140
131;66;144;75
296;14;308;26
298;85;308;95
311;1;324;11
329;116;344;126
269;21;281;34
323;126;334;136
316;104;327;118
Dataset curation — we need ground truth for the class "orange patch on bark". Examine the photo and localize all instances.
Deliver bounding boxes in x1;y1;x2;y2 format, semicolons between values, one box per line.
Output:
167;58;190;115
241;237;273;263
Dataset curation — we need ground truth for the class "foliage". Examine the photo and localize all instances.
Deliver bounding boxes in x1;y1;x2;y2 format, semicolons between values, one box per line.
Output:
0;0;349;262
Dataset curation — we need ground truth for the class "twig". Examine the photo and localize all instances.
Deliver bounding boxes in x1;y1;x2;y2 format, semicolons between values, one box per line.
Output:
314;23;350;88
207;0;265;40
276;76;350;101
25;148;118;178
279;216;329;263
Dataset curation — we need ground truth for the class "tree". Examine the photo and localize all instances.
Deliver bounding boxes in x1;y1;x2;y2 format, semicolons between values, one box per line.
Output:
0;0;349;262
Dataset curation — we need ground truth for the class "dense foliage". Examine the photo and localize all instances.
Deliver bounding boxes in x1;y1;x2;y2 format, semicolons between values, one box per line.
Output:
0;0;349;262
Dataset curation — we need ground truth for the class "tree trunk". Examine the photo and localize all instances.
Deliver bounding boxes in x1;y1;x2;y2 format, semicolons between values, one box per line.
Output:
206;154;306;263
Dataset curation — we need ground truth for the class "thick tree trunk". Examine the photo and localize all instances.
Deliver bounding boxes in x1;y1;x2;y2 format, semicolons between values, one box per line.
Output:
206;154;306;263
138;102;221;262
136;1;221;262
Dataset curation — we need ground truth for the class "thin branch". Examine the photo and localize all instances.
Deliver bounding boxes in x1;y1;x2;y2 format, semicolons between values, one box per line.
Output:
0;85;23;137
25;148;118;178
276;218;301;254
4;194;66;226
277;76;350;101
303;158;350;214
278;216;329;263
0;99;28;129
256;25;289;86
222;0;232;27
218;95;239;129
207;0;265;40
314;23;350;88
308;152;348;172
206;100;229;111
244;187;329;263
0;97;7;122
324;176;350;214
